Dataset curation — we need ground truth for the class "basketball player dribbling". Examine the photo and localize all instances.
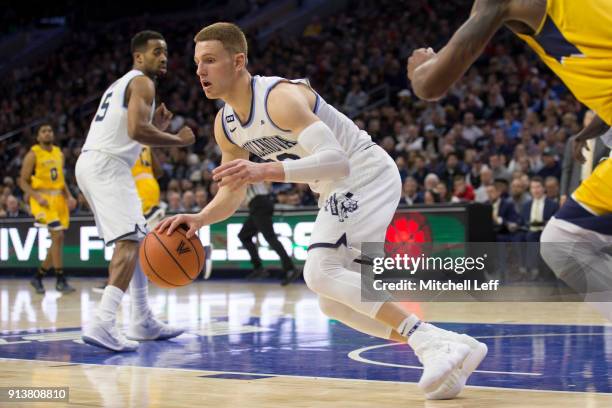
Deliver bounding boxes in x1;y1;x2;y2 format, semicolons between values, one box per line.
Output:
157;22;487;399
76;30;195;351
407;0;612;319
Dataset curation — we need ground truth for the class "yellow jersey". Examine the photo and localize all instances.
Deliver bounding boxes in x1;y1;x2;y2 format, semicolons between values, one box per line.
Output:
30;144;65;191
516;0;612;125
132;146;160;214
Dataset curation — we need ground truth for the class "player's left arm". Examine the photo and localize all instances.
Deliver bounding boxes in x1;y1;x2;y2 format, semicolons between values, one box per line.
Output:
212;83;349;189
408;0;510;101
61;154;77;210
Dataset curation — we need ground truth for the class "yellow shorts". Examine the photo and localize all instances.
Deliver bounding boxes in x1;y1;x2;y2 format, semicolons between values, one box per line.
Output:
29;192;69;230
135;177;160;215
573;157;612;215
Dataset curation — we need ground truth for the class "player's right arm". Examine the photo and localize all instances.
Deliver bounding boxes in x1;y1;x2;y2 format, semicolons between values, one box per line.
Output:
127;76;195;146
18;150;48;207
156;110;250;238
408;0;546;101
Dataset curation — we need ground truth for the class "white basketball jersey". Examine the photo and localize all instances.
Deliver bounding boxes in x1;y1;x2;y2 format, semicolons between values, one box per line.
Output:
82;69;154;167
221;75;375;194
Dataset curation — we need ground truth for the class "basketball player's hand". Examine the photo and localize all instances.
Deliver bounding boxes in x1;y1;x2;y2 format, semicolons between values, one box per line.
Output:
212;159;265;190
177;126;196;146
33;193;49;207
67;196;77;211
156;213;203;239
153;103;173;131
407;47;436;82
573;137;588;163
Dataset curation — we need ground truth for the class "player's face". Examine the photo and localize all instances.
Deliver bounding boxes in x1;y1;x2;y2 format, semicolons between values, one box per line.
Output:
140;39;168;77
36;125;54;145
194;40;241;99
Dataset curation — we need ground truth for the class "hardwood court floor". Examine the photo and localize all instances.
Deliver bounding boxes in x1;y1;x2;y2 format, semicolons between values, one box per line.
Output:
1;278;611;407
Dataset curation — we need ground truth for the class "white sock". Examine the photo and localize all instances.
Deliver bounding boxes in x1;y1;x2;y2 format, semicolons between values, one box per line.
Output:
397;315;422;338
97;285;124;322
130;261;151;321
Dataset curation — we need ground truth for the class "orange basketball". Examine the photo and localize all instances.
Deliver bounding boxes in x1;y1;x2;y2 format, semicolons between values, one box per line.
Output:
139;225;206;288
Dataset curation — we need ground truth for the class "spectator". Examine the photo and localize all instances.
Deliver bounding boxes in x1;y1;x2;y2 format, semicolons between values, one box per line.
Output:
411;154;429;186
167;191;185;212
423;173;440;192
520;177;559;280
461;112;483;145
424;189;441;204
544;176;561;203
488;153;512;182
509;178;531;215
474;166;493;203
453;175;475;202
486;184;520;241
400;176;422;205
182;190;198;212
5;195;27;217
194;187;209;211
537;148;562;181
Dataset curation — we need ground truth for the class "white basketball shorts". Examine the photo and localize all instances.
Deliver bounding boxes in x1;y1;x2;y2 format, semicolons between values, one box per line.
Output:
76;150;146;246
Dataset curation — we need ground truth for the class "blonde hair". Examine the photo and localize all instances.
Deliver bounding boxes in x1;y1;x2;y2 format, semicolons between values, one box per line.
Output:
194;22;248;57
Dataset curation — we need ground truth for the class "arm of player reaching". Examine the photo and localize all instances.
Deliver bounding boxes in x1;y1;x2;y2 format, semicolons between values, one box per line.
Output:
212;82;349;189
156;110;250;238
127;76;195;146
572;114;610;163
408;0;509;101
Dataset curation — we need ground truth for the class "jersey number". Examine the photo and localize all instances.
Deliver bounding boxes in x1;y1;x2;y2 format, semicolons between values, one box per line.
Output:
50;168;58;181
95;92;113;122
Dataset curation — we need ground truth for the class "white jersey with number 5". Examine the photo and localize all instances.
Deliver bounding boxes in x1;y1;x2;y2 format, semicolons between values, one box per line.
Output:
220;75;376;199
82;69;154;167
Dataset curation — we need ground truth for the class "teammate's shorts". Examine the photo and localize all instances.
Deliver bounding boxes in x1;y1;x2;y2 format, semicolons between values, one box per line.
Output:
572;157;612;215
29;191;69;231
308;144;402;254
76;150;146;246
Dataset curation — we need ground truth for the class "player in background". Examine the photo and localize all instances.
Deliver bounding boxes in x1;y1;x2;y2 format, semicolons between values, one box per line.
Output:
158;22;487;399
93;145;166;294
407;0;612;390
19;123;77;294
76;30;195;352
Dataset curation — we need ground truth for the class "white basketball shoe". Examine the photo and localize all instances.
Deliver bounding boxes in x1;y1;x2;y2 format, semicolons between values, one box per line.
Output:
126;312;184;341
418;324;488;399
82;317;139;352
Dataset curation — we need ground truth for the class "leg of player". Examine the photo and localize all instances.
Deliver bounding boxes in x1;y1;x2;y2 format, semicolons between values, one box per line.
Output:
31;250;51;294
541;217;612;321
318;296;404;341
304;247;486;398
82;240;140;352
51;230;75;293
126;213;184;341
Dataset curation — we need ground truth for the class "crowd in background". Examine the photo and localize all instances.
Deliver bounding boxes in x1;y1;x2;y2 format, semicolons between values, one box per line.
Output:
1;0;602;261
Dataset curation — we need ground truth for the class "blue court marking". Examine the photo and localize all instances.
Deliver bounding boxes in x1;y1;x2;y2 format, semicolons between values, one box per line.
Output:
1;319;611;393
200;373;274;380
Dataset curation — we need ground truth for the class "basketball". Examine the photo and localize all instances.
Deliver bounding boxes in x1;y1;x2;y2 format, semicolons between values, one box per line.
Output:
139;225;206;288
